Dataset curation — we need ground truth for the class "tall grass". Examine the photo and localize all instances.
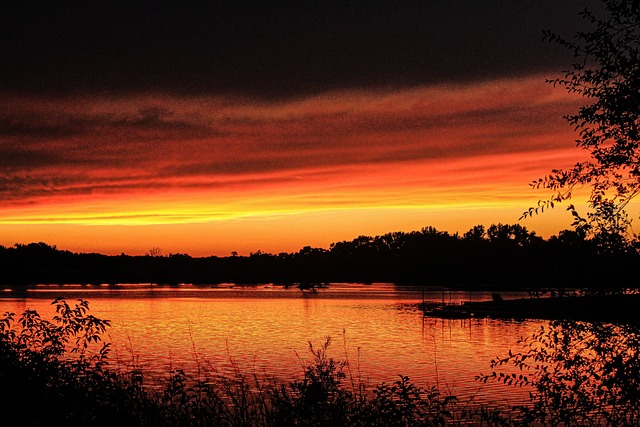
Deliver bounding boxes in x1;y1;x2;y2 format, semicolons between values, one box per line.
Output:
0;298;509;426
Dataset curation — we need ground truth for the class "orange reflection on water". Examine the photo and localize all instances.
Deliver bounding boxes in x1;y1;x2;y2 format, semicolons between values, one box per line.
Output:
0;284;541;405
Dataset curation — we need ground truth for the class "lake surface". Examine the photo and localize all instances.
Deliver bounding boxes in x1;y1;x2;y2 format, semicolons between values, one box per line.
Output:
0;283;544;407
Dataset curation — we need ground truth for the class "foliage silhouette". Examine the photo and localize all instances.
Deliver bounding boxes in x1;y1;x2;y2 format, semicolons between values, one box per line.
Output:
487;6;640;421
524;0;640;252
0;223;637;293
5;298;638;425
0;299;504;426
480;320;640;426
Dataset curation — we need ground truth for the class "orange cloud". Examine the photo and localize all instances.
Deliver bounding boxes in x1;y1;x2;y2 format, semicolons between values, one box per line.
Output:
0;76;588;254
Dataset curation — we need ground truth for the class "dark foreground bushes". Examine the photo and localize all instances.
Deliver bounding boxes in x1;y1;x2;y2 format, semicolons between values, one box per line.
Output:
4;298;640;426
0;298;504;426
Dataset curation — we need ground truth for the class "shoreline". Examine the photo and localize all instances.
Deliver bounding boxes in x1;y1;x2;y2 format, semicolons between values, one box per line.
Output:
423;294;640;325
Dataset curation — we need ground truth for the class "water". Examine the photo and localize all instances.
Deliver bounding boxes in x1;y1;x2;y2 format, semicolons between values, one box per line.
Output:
0;283;543;407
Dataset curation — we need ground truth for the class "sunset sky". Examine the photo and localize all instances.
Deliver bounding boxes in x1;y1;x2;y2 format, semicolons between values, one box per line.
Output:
0;1;601;256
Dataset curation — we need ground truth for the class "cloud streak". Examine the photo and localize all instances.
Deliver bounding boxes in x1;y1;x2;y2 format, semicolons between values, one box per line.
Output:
0;2;603;255
0;76;583;226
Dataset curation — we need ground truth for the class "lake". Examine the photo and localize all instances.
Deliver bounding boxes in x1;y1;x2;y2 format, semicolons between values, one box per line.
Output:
0;283;543;407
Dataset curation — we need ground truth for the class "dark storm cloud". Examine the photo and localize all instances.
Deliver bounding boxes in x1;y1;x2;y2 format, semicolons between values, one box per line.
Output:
0;0;599;98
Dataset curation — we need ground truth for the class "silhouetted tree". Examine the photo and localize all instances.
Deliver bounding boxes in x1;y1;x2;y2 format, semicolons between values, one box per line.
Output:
463;225;486;242
0;224;636;289
487;223;542;247
524;0;640;252
146;247;163;257
510;5;640;415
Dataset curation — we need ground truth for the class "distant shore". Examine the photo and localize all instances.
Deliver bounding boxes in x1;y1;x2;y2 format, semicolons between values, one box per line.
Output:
424;294;640;325
2;225;637;290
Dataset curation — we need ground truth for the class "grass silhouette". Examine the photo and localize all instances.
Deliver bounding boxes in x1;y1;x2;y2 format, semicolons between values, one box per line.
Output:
8;297;639;426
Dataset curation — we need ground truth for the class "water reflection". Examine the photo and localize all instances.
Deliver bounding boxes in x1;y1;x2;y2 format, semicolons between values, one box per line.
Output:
0;283;540;406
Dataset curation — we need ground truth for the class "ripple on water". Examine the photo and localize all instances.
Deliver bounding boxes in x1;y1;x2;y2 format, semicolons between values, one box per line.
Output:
0;284;541;407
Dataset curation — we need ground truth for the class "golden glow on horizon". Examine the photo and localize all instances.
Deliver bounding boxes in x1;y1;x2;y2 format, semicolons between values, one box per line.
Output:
0;203;588;257
0;148;586;226
0;76;590;255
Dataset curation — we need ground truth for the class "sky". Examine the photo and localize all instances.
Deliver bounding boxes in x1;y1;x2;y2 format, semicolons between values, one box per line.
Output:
0;1;601;256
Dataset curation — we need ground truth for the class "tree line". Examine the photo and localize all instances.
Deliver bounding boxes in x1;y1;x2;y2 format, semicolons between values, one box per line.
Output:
0;223;636;291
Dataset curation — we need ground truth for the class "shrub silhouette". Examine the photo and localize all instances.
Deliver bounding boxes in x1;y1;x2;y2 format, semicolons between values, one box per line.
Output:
480;320;640;426
0;298;505;426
